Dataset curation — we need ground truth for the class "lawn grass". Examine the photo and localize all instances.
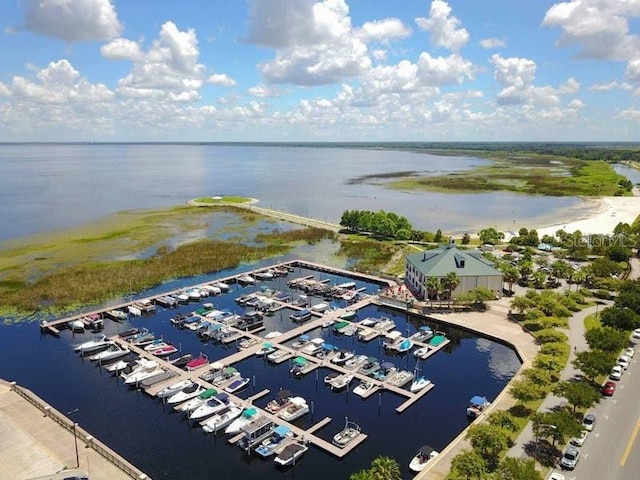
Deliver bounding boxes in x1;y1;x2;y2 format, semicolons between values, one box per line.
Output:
584;313;602;331
194;195;251;204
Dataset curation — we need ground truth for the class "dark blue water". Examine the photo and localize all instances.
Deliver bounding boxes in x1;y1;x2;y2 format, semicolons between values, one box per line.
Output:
0;144;584;241
0;265;520;479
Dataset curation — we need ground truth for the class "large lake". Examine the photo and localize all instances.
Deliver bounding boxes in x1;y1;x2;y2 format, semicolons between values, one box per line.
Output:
0;143;587;241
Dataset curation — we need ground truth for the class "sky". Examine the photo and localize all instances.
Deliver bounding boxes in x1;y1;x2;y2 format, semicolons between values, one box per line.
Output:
1;0;640;142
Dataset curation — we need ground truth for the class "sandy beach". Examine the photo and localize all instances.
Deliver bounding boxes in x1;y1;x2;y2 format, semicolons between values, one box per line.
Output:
537;192;640;238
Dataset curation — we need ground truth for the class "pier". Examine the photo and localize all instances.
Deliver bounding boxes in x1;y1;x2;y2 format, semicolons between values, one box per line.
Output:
44;259;449;467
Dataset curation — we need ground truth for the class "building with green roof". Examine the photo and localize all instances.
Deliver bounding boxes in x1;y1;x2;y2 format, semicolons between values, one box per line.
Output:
405;240;503;301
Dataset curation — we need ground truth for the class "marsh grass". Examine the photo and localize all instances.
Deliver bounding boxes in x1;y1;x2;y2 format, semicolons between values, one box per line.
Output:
194;196;250;204
337;238;402;272
385;156;629;196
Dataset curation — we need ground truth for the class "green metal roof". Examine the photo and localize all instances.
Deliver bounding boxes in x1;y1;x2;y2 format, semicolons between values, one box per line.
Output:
406;244;502;278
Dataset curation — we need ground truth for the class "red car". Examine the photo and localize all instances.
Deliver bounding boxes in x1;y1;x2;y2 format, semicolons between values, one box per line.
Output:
601;381;616;396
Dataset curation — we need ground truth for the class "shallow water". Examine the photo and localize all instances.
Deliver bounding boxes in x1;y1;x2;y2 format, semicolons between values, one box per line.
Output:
0;265;520;479
0;144;583;241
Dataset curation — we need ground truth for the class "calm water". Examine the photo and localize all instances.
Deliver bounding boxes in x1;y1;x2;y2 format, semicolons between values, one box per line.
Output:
0;265;520;479
0;144;585;241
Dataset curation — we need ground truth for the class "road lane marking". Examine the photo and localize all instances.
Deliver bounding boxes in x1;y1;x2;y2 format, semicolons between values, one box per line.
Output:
620;418;640;466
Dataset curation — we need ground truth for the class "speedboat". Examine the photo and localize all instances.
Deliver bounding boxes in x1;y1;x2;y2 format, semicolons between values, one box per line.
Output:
301;338;325;355
323;372;340;385
143;340;169;352
255;426;293;457
186;353;209;371
267;349;290;363
224;377;250;394
290;309;312;322
255;342;276;357
395;338;414;353
201;405;242;433
105;359;131;373
106;309;128;321
339;309;357;321
410;326;434;343
169;353;192;369
175;388;218;413
264;331;283;339
266;390;292;414
344;354;368;370
409;445;439;472
353;379;377;397
166;383;206;405
189;393;232;421
310;302;329;313
128;330;156;347
74;335;111;354
413;347;431;359
186;288;202;300
329;374;354;391
151;344;178;357
332;419;361;447
225;407;259;435
278;397;309;422
157;380;193;399
118;328;139;339
386;369;414;388
274;440;308;467
237;274;255;285
410;376;433;393
119;358;156;381
467;396;490;418
89;344;130;362
124;364;165;386
331;349;355;365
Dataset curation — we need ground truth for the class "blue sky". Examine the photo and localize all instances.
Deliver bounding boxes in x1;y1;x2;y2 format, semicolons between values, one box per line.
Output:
1;0;639;142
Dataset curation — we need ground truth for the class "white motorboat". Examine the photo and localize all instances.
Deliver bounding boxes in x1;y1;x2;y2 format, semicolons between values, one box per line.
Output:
274;440;308;467
278;397;309;422
353;379;377;397
225;407;259;435
89;344;130;362
124;365;164;386
201;284;221;296
212;281;230;292
409;445;439;472
189;393;232;421
74;335;111;354
467;396;491;418
104;359;131;373
157;380;194;399
310;302;329;313
331;349;355;365
255;343;276;357
410;376;432;393
413;347;430;359
264;331;283;339
166;383;205;405
186;288;202;300
301;338;325;355
332;419;361;448
127;305;142;316
267;349;289;363
255;426;293;457
201;405;242;433
329;374;354;391
237;274;255;284
175;388;218;413
119;358;156;381
224;377;250;394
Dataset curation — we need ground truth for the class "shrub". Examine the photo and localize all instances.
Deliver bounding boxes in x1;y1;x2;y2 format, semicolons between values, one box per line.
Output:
535;328;568;344
593;289;613;300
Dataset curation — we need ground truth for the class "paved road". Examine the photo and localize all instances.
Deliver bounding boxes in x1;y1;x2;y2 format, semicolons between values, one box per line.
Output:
547;337;640;480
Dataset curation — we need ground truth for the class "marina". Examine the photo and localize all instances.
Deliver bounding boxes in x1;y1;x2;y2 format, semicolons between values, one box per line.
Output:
22;259;521;479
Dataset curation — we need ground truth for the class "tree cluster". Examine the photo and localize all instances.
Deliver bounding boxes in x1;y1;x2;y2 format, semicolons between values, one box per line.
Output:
340;209;412;239
599;278;640;331
349;456;401;480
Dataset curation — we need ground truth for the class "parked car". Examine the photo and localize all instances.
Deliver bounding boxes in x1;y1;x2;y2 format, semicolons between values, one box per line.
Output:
632;328;640;339
582;413;596;431
548;473;565;480
570;429;588;447
610;365;623;380
617;355;630;370
624;347;635;358
560;445;580;469
601;381;616;396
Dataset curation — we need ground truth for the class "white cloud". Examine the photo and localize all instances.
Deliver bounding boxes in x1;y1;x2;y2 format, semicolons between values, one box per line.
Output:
617;107;640;120
113;22;207;102
415;0;470;52
626;59;640;81
247;0;373;86
417;53;477;86
0;82;11;97
101;39;142;61
543;0;640;61
479;37;506;49
567;98;585;109
357;18;411;43
372;49;387;61
588;81;633;91
247;84;280;98
490;54;578;107
208;74;237;86
23;0;122;42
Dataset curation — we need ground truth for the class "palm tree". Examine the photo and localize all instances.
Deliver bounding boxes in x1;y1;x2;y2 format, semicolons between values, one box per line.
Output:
502;265;520;295
443;272;461;308
369;456;401;480
424;276;441;309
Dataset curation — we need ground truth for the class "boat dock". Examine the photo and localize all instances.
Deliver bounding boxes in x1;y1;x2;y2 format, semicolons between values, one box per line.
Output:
45;259;448;465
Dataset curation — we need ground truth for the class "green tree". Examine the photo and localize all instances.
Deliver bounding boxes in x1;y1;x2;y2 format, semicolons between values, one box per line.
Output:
550;260;571;282
600;306;640;331
532;270;546;289
369;456;401;480
450;450;486;480
502;265;520;294
424;276;442;309
443;272;461;308
461;233;471;245
573;350;616;382
487;411;518;432
434;229;444;243
553;380;601;414
495;457;542;480
585;326;629;353
466;424;509;470
518;260;533;283
349;470;372;480
478;227;504;245
509;379;545;404
607;244;631;263
533;410;583;446
510;296;531;314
